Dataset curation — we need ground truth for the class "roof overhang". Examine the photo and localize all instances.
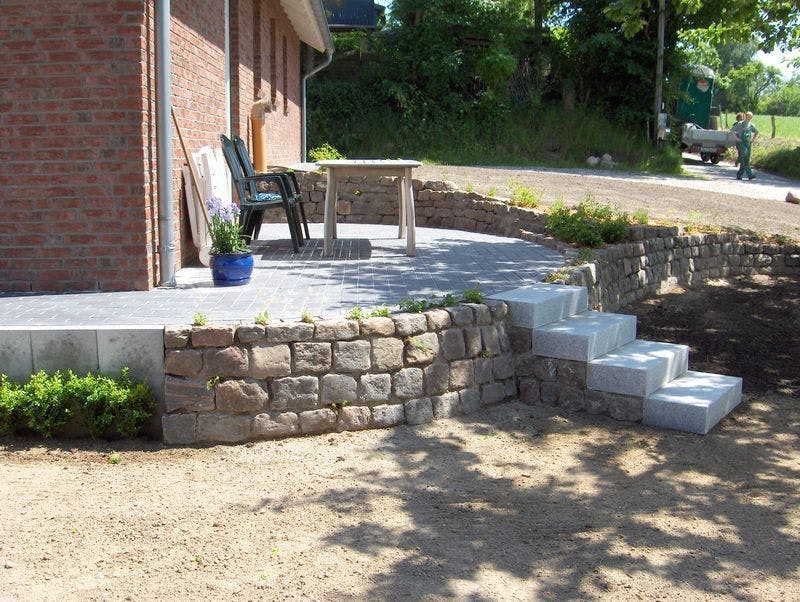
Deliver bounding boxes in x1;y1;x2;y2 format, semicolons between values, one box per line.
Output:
280;0;333;54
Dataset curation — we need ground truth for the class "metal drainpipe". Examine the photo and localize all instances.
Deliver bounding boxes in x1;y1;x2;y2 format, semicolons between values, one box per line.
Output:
156;0;175;286
301;45;333;161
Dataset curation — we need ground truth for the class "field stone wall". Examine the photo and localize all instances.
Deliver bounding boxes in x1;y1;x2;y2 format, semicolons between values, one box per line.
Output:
161;302;519;445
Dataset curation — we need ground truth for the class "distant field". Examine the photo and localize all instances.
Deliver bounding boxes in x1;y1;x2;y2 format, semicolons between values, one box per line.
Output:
723;113;800;140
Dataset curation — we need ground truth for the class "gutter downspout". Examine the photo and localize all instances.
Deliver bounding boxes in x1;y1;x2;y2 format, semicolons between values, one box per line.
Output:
301;2;334;161
156;0;175;286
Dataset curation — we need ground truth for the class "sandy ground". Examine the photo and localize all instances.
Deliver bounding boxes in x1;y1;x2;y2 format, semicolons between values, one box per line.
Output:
415;159;800;239
1;274;799;601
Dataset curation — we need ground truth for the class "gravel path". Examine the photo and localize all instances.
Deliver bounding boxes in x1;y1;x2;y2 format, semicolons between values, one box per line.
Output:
415;157;800;239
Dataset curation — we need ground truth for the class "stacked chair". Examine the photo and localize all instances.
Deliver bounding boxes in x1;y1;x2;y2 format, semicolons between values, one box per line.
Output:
219;134;307;252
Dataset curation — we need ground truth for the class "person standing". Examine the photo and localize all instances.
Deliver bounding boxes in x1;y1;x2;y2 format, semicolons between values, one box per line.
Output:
733;111;758;180
732;112;744;166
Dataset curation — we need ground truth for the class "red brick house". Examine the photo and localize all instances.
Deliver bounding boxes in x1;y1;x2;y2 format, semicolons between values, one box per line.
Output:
0;0;332;292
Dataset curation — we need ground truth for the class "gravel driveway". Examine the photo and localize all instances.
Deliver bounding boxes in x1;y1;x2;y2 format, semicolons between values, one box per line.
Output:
415;157;800;239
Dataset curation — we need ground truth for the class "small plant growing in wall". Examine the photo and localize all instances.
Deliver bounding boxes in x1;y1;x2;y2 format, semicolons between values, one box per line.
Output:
406;336;430;351
329;400;349;415
205;376;220;390
300;308;315;323
462;288;484;303
347;306;368;320
254;310;270;325
192;312;209;326
507;179;542;208
370;305;390;317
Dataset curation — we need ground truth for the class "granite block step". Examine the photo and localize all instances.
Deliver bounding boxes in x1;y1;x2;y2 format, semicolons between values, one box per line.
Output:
533;311;637;362
490;284;588;329
643;371;743;434
587;339;689;397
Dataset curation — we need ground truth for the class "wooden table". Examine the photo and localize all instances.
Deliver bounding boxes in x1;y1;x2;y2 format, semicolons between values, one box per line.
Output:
316;159;422;257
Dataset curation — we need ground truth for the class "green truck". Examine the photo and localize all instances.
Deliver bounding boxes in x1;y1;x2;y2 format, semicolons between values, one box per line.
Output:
676;65;737;164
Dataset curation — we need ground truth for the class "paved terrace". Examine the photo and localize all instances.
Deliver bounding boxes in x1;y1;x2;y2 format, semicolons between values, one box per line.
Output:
0;224;566;327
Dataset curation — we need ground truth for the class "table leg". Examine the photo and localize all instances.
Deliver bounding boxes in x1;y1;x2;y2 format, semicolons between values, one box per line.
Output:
403;168;416;256
397;178;405;239
323;169;337;257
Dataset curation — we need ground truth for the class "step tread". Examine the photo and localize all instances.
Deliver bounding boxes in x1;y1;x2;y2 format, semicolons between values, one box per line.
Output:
587;339;689;397
533;311;637;362
490;283;588;329
643;370;743;434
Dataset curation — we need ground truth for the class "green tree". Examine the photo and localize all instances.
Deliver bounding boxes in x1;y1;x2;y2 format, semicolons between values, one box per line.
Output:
759;80;800;116
720;61;783;111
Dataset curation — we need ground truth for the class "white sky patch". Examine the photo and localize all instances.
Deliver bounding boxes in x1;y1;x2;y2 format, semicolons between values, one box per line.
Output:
756;48;799;79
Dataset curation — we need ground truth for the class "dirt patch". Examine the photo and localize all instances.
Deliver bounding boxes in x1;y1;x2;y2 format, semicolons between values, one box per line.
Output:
1;276;799;600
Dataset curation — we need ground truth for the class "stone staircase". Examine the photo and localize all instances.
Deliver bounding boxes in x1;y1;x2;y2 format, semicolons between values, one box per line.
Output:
492;284;742;434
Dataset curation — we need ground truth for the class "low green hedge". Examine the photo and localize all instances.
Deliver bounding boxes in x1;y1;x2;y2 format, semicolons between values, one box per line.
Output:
545;196;629;247
0;368;155;439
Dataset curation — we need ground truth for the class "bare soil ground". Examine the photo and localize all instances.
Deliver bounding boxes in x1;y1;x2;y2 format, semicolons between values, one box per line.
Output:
1;273;798;601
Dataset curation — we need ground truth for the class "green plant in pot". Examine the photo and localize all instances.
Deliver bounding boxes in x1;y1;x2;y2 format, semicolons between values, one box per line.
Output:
206;196;253;286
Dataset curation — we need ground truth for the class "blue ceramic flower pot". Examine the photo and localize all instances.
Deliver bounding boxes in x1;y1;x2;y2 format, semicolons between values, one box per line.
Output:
209;252;254;286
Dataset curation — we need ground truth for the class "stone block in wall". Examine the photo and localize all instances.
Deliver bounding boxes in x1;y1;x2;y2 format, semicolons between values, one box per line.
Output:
481;326;501;355
447;305;474;326
314;319;360;341
165;377;215;413
504;378;518;398
236;325;265;344
373;403;406;427
474;357;493;384
464;327;482;358
519;378;540;404
165;326;190;349
424;308;452;331
441;328;466;360
508;327;532;354
481;382;506;406
294;342;332;373
337;406;372;432
466;303;492;325
450;359;474;389
540;381;560;405
492;355;515;380
394;368;424;399
162;413;197;445
405;398;434;425
360;317;395;337
197;413;251;443
267;322;315;343
393;313;427;337
191;325;235;348
371;337;404;371
424;362;450;395
432;392;461;418
321;374;358;404
334;340;372;373
485;299;508;321
557;360;587;387
203;347;249;378
459;387;481;414
165;349;203;377
272;376;319;411
533;356;558;381
355;372;389;403
787;254;800;267
253;412;299;439
299;408;338;434
250;344;291;378
585;390;610;415
558;385;586;412
401;332;437;365
216;379;269;413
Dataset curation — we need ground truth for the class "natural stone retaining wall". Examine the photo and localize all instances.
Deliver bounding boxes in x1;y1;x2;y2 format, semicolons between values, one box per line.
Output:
161;302;519;445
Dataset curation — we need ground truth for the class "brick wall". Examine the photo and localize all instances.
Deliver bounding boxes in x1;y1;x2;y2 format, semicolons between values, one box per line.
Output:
0;0;308;292
0;0;155;292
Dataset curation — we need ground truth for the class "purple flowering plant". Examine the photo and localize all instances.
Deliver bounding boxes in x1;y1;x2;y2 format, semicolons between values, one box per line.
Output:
205;197;249;254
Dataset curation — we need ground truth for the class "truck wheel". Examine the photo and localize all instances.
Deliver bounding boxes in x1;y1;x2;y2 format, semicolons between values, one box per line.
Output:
710;153;720;164
700;152;710;162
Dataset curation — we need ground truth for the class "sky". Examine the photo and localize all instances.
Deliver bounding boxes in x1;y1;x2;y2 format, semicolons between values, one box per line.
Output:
756;48;799;79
